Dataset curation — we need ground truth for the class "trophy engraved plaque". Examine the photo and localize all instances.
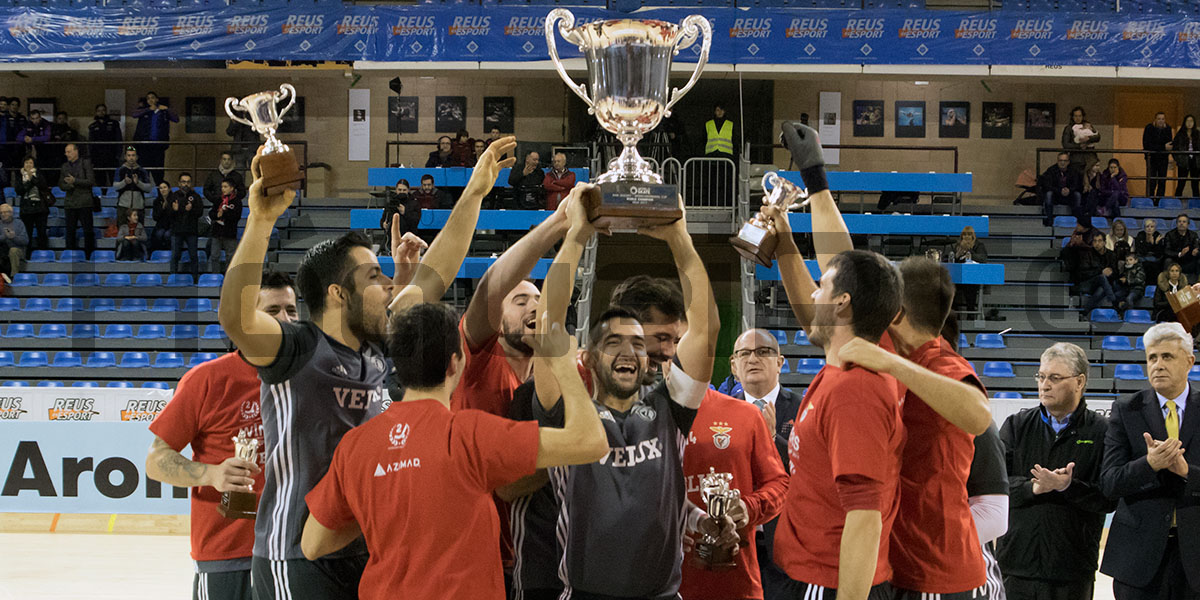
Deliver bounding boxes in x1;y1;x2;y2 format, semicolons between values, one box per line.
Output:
1169;285;1200;335
217;430;259;520
731;172;809;267
225;84;304;196
546;9;711;230
694;468;740;570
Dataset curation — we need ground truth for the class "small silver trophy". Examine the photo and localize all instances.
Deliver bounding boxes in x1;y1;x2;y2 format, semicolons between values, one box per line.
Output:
225;84;304;196
695;468;740;570
731;172;809;267
217;430;259;520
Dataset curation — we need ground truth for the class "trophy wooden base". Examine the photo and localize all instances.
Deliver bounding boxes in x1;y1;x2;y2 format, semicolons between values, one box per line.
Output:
218;490;258;520
730;222;779;268
692;541;738;571
581;182;682;231
1169;286;1200;335
258;150;305;197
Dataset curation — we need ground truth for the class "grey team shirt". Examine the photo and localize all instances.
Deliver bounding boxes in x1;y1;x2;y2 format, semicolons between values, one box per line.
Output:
253;320;389;561
537;367;705;600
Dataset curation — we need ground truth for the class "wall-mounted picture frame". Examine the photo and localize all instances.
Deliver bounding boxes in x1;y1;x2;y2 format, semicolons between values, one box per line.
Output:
852;100;884;137
185;97;215;134
939;101;970;138
27;97;55;120
388;96;419;134
435;96;466;133
277;96;305;134
483;96;514;134
982;102;1013;139
895;101;926;138
1025;102;1056;140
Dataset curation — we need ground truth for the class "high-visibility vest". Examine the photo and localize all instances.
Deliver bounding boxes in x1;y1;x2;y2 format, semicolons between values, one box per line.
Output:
705;119;733;155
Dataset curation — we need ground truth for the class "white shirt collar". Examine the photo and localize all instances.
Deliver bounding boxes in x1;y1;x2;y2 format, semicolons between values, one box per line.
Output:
1156;385;1188;416
744;383;781;407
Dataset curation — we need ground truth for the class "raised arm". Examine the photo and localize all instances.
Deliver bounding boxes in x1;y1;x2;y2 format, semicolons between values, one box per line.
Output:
781;121;851;271
217;147;295;366
763;203;818;332
533;320;609;467
389;137;517;313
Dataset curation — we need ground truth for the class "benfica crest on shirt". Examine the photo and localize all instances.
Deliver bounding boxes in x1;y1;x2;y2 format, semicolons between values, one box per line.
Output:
710;422;733;449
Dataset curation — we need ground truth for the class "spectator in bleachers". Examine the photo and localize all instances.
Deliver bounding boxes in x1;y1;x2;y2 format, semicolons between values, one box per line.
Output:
0;98;15;176
114;146;154;226
1071;232;1119;315
1136;217;1166;281
150;181;173;253
1163;213;1200;279
88;104;122;188
1153;263;1188;322
115;210;147;262
1174;115;1200;199
59;143;95;260
168;172;204;279
3;99;25;182
1093;159;1130;218
203;151;245;206
508;151;544;210
226;117;258;170
468;139;486;167
946;225;987;310
1062;106;1101;174
1144;112;1174;198
131;92;178;178
425;135;455;168
14;156;50;251
543;152;575;211
17;110;51;177
1039;152;1085;226
0;202;27;279
207;178;243;275
997;342;1112;600
450;129;474;166
46;111;79;185
412;173;451;210
1107;218;1135;261
484;128;509;160
1115;253;1147;314
380;179;419;251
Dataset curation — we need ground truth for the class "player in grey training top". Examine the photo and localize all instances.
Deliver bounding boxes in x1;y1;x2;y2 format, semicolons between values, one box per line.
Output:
219;139;517;600
532;194;719;600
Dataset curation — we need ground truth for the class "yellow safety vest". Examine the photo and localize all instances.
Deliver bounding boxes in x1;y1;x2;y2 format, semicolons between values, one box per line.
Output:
705;119;733;155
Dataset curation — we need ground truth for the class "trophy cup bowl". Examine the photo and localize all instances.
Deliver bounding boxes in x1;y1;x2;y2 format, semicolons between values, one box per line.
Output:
546;9;711;230
694;468;740;571
226;83;304;197
730;172;809;268
217;432;260;520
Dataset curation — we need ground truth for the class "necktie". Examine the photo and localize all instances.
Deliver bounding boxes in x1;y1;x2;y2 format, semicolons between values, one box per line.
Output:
752;399;766;412
1167;400;1180;527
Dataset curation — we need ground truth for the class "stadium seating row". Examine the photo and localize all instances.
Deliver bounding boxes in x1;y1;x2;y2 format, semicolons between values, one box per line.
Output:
0;323;224;339
0;297;218;313
25;250;216;267
0;351;218;368
0;381;171;389
10;273;221;289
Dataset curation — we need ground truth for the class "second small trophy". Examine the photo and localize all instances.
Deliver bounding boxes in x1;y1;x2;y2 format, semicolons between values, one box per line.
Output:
217;430;260;520
730;172;808;267
694;468;741;570
226;83;304;196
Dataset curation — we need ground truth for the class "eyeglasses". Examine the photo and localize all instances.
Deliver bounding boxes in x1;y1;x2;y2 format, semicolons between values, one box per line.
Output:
1034;373;1080;384
733;347;779;359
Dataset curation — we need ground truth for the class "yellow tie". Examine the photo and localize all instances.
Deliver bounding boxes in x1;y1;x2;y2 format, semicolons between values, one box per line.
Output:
1167;400;1180;527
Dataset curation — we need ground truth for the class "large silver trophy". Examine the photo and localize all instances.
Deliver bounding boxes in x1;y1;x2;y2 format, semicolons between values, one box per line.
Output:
546;9;711;229
217;430;259;520
694;468;741;570
225;84;304;196
731;172;810;267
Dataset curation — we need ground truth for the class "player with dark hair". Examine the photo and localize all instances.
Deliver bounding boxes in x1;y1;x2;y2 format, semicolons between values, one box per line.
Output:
146;270;299;600
219;138;516;600
609;274;687;382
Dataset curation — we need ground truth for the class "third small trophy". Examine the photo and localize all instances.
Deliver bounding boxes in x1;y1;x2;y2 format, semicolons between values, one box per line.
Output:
730;172;809;267
217;430;259;520
694;468;741;570
225;83;304;196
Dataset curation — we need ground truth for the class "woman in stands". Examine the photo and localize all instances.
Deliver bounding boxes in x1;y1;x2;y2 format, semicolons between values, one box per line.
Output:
1174;114;1200;199
1106;218;1135;261
115;209;147;262
1153;262;1187;322
1136;217;1165;281
150;181;173;254
1094;159;1129;218
946;226;987;310
13;155;50;251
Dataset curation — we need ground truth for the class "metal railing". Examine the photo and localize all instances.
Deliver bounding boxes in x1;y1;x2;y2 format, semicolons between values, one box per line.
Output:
755;142;961;174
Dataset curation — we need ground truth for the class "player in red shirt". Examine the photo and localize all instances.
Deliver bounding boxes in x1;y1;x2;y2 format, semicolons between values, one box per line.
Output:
145;271;298;600
300;224;609;600
681;388;789;600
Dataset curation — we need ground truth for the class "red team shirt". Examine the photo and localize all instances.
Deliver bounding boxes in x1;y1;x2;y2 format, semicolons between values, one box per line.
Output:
450;320;523;416
888;337;987;593
305;399;539;600
682;390;789;600
774;364;905;590
148;352;265;563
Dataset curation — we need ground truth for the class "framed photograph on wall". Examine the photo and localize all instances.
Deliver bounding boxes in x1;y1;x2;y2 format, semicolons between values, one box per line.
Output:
939;101;970;138
483;97;514;134
277;97;305;134
982;102;1013;139
388;96;419;133
1025;103;1056;140
185;97;215;134
27;97;55;119
895;101;926;138
435;96;466;133
852;100;884;137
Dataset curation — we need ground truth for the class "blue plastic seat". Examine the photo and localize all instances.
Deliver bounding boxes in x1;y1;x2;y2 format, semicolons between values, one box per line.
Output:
148;251;171;264
1;381;26;387
187;352;220;368
102;324;133;339
59;250;85;263
184;298;213;312
0;351;12;367
792;330;808;346
72;381;99;387
779;359;791;374
197;274;223;288
1146;285;1157;298
117;298;147;312
1102;336;1134;351
974;333;1006;349
166;274;194;287
1125;309;1153;324
1090;308;1121;323
993;392;1022;399
37;380;62;387
143;381;171;390
1052;216;1076;228
120;352;151;368
959;333;970;349
51;351;82;367
17;351;47;367
103;273;131;287
11;273;37;286
42;273;69;287
1091;217;1109;229
72;273;99;287
1131;197;1155;209
23;298;51;311
135;325;166;340
982;361;1015;378
1190;366;1200;381
90;250;115;263
54;298;84;312
1136;336;1146;350
170;325;198;340
4;324;33;338
150;299;179;313
28;249;54;263
0;297;16;311
153;352;185;368
134;274;162;287
1160;197;1183;210
795;358;826;374
36;324;67;339
89;298;116;312
769;330;787;345
1114;364;1147;380
179;250;208;264
70;324;99;339
201;324;226;340
106;381;134;388
85;352;117;368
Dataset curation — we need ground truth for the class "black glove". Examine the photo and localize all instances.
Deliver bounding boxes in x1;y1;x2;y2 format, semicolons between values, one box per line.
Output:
781;121;829;194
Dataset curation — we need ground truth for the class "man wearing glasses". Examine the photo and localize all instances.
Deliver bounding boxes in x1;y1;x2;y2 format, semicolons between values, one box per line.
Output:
996;343;1113;600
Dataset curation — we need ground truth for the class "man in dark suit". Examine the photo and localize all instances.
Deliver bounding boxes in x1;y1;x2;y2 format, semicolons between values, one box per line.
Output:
729;327;800;600
1102;321;1200;600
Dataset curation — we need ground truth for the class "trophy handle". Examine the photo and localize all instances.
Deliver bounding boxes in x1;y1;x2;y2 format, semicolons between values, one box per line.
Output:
275;83;297;121
224;97;254;128
663;15;712;118
545;8;595;114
